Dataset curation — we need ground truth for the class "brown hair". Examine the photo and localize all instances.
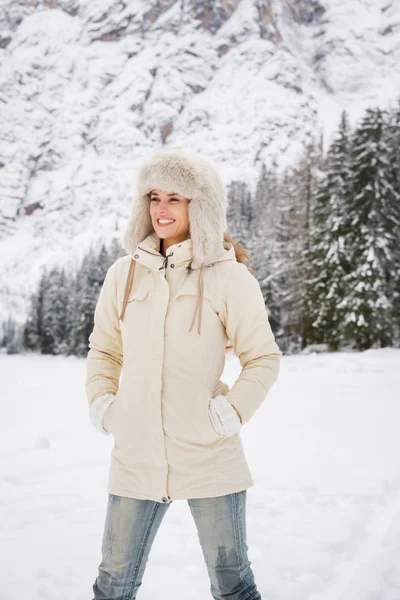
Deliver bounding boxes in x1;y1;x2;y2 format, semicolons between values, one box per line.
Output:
223;232;254;275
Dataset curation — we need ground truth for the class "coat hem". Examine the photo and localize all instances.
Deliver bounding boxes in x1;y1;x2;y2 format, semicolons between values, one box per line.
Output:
107;479;254;502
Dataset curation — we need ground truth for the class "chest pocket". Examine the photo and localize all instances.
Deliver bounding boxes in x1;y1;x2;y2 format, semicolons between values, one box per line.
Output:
170;278;224;334
170;277;216;306
119;265;152;323
127;275;151;302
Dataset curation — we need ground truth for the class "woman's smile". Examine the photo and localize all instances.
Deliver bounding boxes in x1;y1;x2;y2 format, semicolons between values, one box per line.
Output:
156;218;175;227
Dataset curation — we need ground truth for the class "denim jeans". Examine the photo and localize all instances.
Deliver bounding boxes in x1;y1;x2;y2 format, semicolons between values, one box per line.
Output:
92;490;261;599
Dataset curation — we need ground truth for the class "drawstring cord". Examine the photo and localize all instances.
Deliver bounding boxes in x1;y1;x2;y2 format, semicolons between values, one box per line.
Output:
119;259;136;322
122;253;214;335
188;263;204;336
159;254;169;272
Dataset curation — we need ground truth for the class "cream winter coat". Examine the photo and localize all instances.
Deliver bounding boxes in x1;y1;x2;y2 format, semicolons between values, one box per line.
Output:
85;150;281;503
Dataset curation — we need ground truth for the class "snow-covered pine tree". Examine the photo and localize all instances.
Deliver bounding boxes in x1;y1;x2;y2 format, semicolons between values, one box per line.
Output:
386;100;400;345
69;243;111;357
108;235;125;262
65;237;123;355
1;315;23;354
251;162;281;334
22;238;124;356
39;267;70;354
23;268;48;352
64;267;79;356
226;180;253;250
339;107;398;349
305;110;352;349
53;269;69;354
274;142;319;352
226;177;280;331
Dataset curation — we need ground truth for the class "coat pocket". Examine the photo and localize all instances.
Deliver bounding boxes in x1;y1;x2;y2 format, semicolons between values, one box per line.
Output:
169;287;225;341
127;275;151;302
171;285;218;314
119;274;152;331
202;389;226;444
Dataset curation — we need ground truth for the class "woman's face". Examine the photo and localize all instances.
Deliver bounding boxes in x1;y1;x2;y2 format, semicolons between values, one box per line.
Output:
149;188;191;243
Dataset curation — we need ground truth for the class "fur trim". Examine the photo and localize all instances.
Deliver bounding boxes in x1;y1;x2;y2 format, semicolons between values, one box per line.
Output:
123;149;228;265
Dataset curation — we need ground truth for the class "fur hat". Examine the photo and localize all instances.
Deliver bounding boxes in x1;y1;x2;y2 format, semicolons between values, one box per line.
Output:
122;149;228;265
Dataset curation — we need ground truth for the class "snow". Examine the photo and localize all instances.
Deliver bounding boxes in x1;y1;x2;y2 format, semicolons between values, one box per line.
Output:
1;348;399;599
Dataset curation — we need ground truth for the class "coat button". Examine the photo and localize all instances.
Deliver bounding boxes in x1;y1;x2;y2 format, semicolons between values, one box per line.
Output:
161;496;169;503
134;254;139;258
170;264;175;268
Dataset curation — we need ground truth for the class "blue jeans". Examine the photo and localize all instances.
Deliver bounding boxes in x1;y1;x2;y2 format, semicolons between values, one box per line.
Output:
93;490;261;599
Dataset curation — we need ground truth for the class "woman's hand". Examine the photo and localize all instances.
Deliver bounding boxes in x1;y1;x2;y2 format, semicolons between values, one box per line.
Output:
209;395;242;437
89;393;115;435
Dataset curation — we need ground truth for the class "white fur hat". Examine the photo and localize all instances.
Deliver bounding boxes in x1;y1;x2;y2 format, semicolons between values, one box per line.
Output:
122;149;228;265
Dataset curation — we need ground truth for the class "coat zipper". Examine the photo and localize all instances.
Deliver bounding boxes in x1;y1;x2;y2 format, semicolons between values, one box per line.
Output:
135;246;235;503
138;244;172;500
137;246;161;257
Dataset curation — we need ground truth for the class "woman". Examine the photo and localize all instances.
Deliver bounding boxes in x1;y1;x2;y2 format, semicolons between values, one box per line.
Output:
86;149;281;599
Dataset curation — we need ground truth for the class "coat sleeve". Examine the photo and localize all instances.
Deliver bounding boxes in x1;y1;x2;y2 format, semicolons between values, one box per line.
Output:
85;262;123;406
219;263;281;424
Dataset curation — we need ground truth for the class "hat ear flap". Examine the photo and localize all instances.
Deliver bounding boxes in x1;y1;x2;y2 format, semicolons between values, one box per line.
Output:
188;190;227;265
122;193;153;254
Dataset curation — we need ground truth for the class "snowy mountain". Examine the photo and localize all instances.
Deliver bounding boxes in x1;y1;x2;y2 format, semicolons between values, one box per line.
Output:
1;0;400;323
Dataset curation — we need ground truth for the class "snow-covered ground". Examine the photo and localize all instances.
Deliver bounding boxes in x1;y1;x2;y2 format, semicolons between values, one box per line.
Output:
1;348;399;600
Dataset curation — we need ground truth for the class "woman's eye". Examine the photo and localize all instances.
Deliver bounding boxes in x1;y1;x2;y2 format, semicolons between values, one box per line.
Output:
150;197;180;203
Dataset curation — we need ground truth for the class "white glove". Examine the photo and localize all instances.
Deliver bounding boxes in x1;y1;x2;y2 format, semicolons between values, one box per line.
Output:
209;395;242;437
89;393;115;435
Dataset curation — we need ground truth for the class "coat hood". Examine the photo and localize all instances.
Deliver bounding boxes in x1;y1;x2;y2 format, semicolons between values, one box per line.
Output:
122;149;229;266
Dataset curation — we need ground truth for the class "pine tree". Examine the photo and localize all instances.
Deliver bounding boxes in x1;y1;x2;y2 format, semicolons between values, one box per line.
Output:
305;110;352;349
22;238;124;357
49;268;69;354
339;108;399;349
108;236;124;262
226;180;253;248
1;315;23;354
39;267;69;354
70;250;95;357
64;269;79;356
386;100;400;345
275;143;318;351
71;243;112;356
24;269;47;352
251;163;281;334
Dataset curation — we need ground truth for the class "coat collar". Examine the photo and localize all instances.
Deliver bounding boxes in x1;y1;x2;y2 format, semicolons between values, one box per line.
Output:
133;231;236;272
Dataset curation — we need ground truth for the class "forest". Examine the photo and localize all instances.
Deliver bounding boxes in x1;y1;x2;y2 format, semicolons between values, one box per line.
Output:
2;102;399;355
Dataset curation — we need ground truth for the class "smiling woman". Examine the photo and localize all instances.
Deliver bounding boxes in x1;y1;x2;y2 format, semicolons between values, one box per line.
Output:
148;189;191;255
85;148;281;600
